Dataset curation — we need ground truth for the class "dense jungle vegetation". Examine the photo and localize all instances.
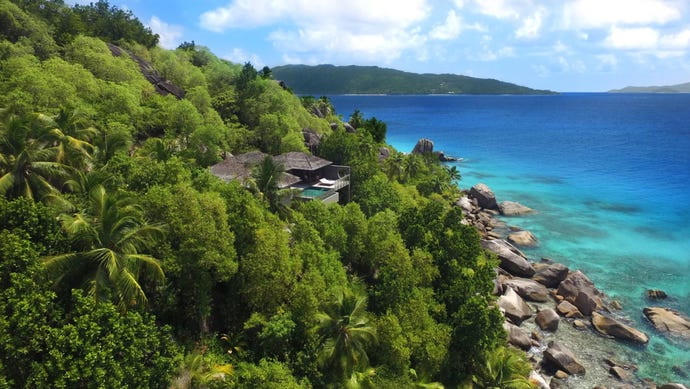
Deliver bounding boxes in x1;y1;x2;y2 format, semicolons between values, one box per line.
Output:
0;1;534;387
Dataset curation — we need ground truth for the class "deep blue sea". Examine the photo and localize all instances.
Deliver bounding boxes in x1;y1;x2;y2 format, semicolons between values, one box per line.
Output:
329;94;690;383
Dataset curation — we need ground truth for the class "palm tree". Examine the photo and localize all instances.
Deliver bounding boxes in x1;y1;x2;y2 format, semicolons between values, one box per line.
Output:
38;106;98;169
383;151;405;181
402;154;424;183
43;185;165;311
0;113;70;200
446;165;461;185
471;347;534;389
313;288;377;382
251;155;285;211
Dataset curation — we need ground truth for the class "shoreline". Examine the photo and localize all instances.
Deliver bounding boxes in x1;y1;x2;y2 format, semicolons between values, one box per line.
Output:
459;182;690;388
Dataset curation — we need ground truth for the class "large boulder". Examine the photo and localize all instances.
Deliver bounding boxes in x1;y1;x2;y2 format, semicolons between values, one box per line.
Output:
343;122;356;133
573;291;598;316
412;138;434;154
503;322;532;350
659;384;689;389
481;239;535;278
533;262;569;288
502;278;550;302
643;307;690;341
536;308;560;331
507;230;538;247
557;271;603;313
456;196;475;214
469;183;498;210
591;312;649;344
499;201;534;216
543;342;586;375
556;300;584;318
498;287;533;325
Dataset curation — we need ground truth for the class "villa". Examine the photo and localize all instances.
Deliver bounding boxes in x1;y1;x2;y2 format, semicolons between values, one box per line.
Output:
210;151;350;204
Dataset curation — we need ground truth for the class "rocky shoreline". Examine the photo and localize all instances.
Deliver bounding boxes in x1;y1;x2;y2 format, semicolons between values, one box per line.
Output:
458;182;690;389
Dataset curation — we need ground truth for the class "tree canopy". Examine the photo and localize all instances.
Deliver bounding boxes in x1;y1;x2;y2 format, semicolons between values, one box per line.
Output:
0;2;531;388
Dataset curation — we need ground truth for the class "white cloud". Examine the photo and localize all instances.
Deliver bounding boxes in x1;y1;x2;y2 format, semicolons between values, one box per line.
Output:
200;0;430;31
596;54;618;71
430;10;462;40
223;48;265;67
604;26;660;50
515;7;546;39
148;16;184;49
200;0;431;62
472;0;524;19
562;0;681;29
660;28;690;49
557;56;586;73
453;0;465;9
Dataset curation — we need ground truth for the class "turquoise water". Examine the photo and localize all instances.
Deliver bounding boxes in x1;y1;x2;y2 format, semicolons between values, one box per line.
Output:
330;94;690;383
301;187;330;198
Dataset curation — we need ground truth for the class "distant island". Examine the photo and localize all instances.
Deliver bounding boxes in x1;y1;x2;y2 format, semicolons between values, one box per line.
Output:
608;82;690;93
272;64;556;95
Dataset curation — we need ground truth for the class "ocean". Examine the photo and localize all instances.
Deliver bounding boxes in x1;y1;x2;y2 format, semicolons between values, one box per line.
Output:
329;93;690;384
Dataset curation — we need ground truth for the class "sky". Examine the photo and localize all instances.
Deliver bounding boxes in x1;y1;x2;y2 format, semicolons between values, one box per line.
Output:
68;0;690;92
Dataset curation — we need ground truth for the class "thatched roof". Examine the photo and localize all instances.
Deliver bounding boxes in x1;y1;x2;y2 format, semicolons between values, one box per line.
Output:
210;151;304;189
273;151;331;171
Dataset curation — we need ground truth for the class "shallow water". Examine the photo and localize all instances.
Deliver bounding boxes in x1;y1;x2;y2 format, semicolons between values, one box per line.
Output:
330;94;690;384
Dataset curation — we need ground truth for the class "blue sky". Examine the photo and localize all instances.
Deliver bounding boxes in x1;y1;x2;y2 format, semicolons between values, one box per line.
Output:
70;0;690;92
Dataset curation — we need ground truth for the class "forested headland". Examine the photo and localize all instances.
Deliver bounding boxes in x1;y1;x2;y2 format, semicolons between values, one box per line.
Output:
272;64;556;95
0;1;535;387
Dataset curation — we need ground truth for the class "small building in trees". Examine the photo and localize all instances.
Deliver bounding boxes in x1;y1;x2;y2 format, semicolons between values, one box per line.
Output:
210;151;350;204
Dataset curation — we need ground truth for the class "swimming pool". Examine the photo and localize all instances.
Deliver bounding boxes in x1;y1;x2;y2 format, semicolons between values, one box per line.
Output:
300;187;331;198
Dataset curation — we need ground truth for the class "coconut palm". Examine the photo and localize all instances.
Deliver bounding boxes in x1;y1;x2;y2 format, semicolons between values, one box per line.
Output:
43;185;165;310
383;151;405;181
313;288;377;382
38;106;98;169
471;347;534;389
446;165;461;185
0;113;70;200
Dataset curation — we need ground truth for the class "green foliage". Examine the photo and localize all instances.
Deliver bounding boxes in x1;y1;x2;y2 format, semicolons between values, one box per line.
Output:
0;5;518;386
43;185;165;310
71;0;159;47
272;64;556;95
0;232;179;388
470;347;534;389
313;287;377;383
232;359;308;389
143;183;237;336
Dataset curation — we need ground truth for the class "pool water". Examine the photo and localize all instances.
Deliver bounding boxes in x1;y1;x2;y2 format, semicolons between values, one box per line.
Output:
300;187;330;198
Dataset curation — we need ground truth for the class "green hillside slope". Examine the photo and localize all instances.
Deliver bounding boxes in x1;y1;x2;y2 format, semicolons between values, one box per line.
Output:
609;82;690;93
273;64;556;95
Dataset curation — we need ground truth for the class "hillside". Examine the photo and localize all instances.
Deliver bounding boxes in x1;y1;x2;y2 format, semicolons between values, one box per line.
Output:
608;82;690;93
273;64;556;95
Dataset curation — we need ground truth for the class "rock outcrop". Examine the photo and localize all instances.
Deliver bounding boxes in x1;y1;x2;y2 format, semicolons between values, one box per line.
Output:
557;271;603;314
499;201;534;216
498;287;533;325
532;262;569;288
343;122;356;133
504;322;532;350
591;312;649;344
502;278;550;302
556;300;584;318
543;342;586;375
507;230;538;247
643;307;690;340
536;308;560;331
481;239;535;278
469;183;498;210
412;138;434;154
646;289;668;299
